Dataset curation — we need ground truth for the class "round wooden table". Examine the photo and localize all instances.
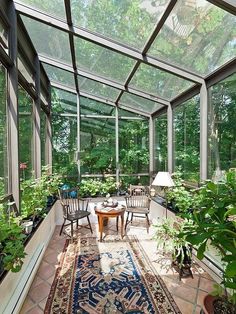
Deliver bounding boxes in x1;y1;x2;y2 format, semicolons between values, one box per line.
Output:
94;204;125;242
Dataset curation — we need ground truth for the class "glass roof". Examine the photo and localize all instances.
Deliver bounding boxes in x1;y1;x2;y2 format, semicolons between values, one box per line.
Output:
21;15;72;65
80;97;115;116
78;76;120;102
129;63;193;100
148;0;236;76
74;37;135;84
71;0;170;50
52;88;77;114
43;63;75;88
119;92;163;114
17;0;66;20
17;0;236;116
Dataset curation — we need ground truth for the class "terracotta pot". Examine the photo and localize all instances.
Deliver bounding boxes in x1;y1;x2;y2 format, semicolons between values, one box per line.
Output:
202;294;216;314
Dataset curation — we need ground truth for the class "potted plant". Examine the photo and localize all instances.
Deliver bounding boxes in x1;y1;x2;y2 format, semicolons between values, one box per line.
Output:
153;218;193;278
183;171;236;313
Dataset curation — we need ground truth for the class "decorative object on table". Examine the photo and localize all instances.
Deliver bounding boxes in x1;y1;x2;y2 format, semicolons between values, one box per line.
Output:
125;185;151;233
44;236;181;314
58;187;92;239
152;172;175;218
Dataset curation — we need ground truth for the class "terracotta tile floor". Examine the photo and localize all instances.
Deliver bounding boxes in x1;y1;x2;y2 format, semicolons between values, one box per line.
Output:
19;215;217;314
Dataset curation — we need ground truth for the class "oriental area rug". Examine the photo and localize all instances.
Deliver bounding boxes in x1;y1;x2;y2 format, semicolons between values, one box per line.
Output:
45;236;181;314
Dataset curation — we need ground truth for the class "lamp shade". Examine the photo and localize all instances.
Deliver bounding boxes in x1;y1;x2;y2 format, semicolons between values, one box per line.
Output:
152;172;175;187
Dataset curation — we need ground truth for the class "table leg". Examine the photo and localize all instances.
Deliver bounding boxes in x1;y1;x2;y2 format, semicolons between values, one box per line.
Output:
121;213;124;238
98;215;104;242
116;216;119;232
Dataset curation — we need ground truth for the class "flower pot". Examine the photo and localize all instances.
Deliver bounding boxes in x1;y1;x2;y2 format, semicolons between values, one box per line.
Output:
203;294;236;314
21;221;33;234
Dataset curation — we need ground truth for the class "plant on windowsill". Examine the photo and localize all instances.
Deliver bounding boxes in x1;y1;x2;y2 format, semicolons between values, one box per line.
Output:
153;218;193;275
182;171;236;314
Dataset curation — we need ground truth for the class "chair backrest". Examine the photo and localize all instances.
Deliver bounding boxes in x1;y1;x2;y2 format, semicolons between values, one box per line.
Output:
58;188;89;217
126;185;150;209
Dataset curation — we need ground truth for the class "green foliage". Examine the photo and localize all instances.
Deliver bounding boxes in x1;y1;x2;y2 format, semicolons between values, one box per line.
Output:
183;171;236;304
21;168;62;218
153;218;193;267
0;206;26;273
79;177;117;197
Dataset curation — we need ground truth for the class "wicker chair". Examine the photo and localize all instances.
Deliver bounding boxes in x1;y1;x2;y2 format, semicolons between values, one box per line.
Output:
124;185;151;233
58;188;92;238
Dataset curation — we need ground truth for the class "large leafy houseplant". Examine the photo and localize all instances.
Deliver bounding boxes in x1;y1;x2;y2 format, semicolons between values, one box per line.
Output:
183;171;236;312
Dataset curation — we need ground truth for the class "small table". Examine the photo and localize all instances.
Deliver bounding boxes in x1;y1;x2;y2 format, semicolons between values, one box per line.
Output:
94;203;125;242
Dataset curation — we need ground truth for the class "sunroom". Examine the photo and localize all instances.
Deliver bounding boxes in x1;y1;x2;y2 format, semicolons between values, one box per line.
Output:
0;0;236;313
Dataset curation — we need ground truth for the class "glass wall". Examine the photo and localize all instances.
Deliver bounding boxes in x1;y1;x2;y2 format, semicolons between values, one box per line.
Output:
51;88;78;178
0;64;7;197
80;117;115;175
154;112;167;172
173;95;200;182
208;73;236;178
119;110;149;188
18;86;33;180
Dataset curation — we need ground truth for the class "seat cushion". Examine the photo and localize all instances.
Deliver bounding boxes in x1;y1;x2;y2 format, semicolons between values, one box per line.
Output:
126;207;149;214
67;210;90;220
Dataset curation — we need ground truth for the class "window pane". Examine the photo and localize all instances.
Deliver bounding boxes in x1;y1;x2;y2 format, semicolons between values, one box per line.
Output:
19;86;33;180
51;90;78;177
78;76;120;102
18;0;66;20
155;112;167;172
43;63;75;88
0;64;7;197
149;0;236;75
130;63;193;100
120;175;149;190
173;95;200;182
119;92;163;114
80;97;115;116
80;117;115;175
75;37;135;83
119;118;149;174
21;15;72;65
208;73;236;178
52;88;77;114
71;0;170;50
0;16;8;51
41;109;46;168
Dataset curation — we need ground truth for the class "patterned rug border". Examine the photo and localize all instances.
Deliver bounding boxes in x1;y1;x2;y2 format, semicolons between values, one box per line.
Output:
44;235;181;314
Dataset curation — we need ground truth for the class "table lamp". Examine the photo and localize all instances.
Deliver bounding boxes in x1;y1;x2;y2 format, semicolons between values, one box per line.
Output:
152;172;175;218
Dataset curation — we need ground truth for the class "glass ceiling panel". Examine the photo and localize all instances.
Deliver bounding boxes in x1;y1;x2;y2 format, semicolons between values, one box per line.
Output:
118;108;146;119
80;96;115;116
129;63;193;100
78;76;120;101
148;0;236;75
17;0;66;20
43;63;75;88
71;0;170;50
21;15;72;65
74;37;135;83
119;92;163;114
52;88;77;114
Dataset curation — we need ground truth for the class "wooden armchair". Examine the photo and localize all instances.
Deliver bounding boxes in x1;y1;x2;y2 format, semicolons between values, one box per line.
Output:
125;185;151;233
58;188;92;238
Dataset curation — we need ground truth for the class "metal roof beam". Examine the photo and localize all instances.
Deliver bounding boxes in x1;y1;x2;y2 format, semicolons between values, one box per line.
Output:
207;0;236;15
14;1;204;84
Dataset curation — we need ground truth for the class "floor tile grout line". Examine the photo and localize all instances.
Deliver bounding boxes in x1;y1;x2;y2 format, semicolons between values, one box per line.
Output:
193;273;201;313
